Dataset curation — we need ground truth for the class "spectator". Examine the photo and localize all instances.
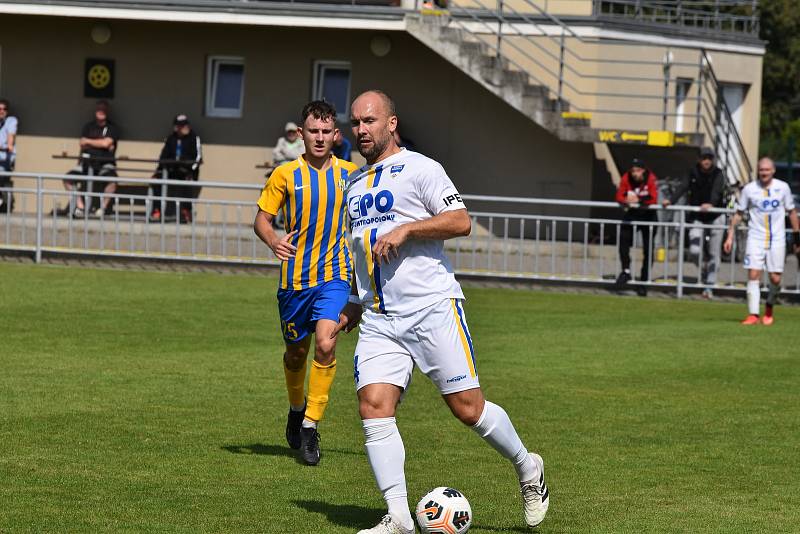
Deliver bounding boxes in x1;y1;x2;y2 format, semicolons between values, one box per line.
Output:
57;100;120;217
615;157;659;296
0;98;17;213
332;128;352;161
150;114;202;223
272;122;304;166
662;147;726;299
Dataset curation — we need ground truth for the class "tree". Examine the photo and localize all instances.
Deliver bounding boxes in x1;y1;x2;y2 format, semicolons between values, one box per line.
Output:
759;0;800;159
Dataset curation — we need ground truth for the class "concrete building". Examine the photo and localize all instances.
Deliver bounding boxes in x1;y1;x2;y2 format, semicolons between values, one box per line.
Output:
0;0;764;214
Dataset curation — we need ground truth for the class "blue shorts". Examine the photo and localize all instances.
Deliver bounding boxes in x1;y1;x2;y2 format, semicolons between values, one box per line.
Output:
277;279;350;343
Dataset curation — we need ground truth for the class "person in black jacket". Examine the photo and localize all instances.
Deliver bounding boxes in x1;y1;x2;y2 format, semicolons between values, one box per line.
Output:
662;147;726;298
151;114;202;223
56;100;121;217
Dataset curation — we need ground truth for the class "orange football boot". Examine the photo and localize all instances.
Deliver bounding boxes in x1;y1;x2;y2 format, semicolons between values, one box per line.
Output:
740;314;760;325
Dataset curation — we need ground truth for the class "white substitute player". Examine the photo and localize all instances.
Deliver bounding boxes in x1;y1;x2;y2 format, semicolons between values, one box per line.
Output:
334;91;549;534
723;157;800;325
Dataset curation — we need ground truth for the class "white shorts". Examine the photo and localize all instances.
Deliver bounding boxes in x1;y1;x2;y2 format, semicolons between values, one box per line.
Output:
353;298;480;395
744;238;785;273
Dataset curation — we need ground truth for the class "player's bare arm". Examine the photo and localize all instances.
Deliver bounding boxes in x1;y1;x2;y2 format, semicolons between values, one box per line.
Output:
372;208;471;265
723;211;743;254
332;279;362;337
253;209;297;260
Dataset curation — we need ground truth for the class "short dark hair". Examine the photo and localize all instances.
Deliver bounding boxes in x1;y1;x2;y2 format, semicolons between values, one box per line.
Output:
301;100;337;124
95;99;110;113
0;99;9;109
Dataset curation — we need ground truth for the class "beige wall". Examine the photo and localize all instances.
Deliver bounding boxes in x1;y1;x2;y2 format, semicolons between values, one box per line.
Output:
452;0;592;16
482;32;762;168
1;15;594;213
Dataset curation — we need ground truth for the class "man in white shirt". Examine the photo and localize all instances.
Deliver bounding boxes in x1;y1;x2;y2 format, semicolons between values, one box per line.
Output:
0;99;18;213
724;157;800;325
336;91;549;534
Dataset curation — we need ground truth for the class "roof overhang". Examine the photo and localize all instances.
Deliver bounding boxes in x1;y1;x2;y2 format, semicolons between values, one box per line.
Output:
0;0;408;30
0;0;765;55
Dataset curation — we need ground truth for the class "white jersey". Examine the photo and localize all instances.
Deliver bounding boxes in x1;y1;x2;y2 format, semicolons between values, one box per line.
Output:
346;149;466;316
736;178;795;248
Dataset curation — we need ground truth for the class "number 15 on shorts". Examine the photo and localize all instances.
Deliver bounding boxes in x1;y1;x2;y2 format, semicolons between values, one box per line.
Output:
281;320;299;341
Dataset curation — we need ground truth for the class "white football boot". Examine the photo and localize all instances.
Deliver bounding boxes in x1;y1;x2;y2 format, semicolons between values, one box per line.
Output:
520;452;550;528
357;514;414;534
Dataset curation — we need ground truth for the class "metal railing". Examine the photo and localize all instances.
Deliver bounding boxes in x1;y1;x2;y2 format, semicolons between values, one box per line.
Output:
696;49;753;187
438;0;753;183
1;172;797;297
592;0;760;36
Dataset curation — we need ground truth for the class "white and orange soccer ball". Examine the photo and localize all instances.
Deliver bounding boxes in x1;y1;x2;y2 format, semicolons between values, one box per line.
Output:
415;487;472;534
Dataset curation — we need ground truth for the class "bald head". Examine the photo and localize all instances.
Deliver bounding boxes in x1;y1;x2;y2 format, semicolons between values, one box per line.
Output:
757;156;775;185
353;90;396;118
351;90;400;164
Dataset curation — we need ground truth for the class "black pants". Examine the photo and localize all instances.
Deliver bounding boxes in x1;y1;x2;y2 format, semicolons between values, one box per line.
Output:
0;160;13;213
152;168;198;215
619;212;657;281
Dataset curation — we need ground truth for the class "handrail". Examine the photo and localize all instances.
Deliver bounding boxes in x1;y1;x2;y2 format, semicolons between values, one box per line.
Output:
446;0;709;122
428;0;755;183
699;49;753;183
592;0;759;36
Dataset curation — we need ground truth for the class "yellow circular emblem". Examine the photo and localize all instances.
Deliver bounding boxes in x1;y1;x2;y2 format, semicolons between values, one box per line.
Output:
87;65;111;89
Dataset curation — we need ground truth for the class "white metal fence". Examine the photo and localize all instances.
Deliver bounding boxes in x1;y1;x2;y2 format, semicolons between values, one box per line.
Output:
1;171;798;297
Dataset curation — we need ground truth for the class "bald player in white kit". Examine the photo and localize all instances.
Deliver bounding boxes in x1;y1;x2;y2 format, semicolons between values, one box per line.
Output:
334;90;549;534
724;157;800;325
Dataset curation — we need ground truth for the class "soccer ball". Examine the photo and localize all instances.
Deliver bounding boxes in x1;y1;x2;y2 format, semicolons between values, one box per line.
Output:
415;487;472;533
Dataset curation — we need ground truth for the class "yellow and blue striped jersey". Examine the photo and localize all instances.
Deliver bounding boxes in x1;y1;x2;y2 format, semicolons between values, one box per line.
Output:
258;155;358;290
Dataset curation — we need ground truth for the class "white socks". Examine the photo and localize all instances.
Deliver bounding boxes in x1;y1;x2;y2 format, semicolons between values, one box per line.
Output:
747;280;760;315
471;401;539;483
362;418;414;530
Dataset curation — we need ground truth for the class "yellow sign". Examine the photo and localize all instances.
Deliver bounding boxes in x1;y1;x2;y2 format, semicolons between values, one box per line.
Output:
598;130;698;147
599;130;619;142
621;132;648;142
647;130;675;147
87;64;111;89
562;111;593;120
674;135;691;145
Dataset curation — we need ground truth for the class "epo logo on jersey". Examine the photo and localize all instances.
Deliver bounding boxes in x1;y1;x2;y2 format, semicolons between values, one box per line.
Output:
761;199;780;211
348;190;394;220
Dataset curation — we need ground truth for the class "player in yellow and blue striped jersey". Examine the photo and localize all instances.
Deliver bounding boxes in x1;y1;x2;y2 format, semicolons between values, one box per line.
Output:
253;101;359;465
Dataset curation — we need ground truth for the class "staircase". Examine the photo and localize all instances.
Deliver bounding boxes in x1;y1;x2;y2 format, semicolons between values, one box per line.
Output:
406;14;596;143
404;2;755;186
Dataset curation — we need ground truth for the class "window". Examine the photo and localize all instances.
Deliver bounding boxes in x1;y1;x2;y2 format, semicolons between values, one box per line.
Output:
312;61;351;122
206;56;245;118
674;78;692;133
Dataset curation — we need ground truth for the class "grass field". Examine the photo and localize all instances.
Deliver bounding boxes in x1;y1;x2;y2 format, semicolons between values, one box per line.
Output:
2;261;799;533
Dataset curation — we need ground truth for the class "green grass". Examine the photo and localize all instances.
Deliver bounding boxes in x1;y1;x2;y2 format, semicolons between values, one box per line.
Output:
1;262;799;533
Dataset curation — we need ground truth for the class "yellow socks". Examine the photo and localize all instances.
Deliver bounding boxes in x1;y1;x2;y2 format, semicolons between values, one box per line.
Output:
283;356;307;410
305;359;337;424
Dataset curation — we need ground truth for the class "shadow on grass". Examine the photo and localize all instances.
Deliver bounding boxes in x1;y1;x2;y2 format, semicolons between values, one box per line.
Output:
292;499;384;529
221;443;364;458
221;443;296;458
471;524;533;533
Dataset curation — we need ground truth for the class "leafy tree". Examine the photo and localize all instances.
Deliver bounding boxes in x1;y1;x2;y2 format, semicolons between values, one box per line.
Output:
759;0;800;159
